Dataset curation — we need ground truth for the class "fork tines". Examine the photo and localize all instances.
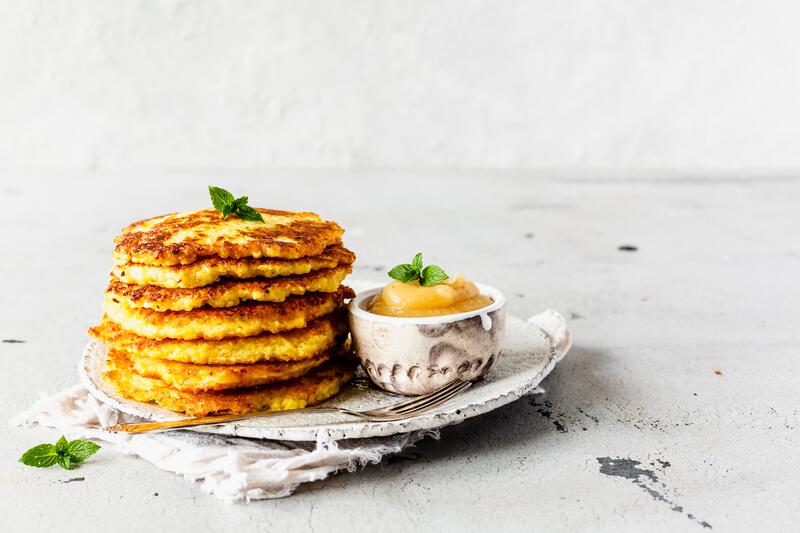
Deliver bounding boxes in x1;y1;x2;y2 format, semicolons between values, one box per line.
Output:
367;378;471;417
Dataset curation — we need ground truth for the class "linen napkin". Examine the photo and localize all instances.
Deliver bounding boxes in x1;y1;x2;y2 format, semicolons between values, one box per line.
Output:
11;310;570;502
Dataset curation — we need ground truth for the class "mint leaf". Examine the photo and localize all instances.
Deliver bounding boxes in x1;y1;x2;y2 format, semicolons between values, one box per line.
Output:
388;264;418;283
55;435;68;454
66;440;101;463
234;205;265;223
20;437;101;470
208;186;235;212
411;253;423;272
420;265;449;286
209;186;264;222
57;454;73;470
19;444;58;468
388;252;450;286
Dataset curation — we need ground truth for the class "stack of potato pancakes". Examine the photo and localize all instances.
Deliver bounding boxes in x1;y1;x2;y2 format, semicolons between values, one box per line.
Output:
89;208;357;417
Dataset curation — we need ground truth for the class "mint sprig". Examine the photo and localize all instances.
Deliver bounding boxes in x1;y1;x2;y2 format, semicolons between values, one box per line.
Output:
388;253;449;287
19;436;100;470
208;186;265;223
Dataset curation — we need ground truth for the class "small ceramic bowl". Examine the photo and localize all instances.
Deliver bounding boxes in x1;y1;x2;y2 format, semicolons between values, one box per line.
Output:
348;283;506;395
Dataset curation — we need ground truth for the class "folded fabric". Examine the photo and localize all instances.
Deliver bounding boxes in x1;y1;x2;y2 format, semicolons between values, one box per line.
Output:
11;386;438;501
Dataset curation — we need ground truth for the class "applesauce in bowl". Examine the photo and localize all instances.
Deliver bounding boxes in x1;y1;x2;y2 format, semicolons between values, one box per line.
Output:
349;279;505;396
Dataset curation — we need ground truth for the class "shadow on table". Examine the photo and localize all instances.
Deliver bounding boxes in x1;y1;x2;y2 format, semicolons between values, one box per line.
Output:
406;344;613;460
293;344;613;495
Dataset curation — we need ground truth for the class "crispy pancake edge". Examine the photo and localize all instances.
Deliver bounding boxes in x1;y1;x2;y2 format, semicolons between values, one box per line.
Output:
88;312;349;364
106;265;352;311
112;244;355;288
103;286;355;340
104;352;356;417
125;349;332;392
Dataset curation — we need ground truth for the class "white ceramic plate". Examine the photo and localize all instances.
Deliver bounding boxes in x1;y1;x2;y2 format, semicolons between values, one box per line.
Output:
80;314;564;441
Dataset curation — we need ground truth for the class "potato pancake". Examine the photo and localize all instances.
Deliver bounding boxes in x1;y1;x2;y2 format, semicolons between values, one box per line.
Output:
113;208;344;266
104;286;355;340
104;351;356;417
106;265;351;311
125;350;331;392
88;313;348;364
112;244;355;289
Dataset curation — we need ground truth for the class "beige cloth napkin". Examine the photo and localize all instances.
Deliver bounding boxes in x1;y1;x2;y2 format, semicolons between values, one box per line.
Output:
11;386;437;501
10;309;570;502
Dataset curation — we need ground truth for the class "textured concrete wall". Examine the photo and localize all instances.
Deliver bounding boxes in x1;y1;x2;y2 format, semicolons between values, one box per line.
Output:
2;1;799;173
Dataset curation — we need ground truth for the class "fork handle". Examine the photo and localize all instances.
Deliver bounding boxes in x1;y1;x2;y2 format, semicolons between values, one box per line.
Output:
107;407;343;434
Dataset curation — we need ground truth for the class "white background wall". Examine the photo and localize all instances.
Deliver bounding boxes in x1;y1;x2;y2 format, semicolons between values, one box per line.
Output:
2;1;800;175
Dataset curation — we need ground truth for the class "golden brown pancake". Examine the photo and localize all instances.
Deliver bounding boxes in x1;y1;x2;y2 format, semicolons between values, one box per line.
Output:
106;265;351;311
104;286;355;340
113;208;344;266
88;313;348;364
125;349;331;392
104;351;356;417
112;244;355;289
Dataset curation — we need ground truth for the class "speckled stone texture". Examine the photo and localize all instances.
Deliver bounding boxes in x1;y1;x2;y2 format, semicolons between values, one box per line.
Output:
2;173;799;532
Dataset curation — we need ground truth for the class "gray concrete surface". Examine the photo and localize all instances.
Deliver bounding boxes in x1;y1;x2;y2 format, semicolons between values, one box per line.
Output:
1;173;798;532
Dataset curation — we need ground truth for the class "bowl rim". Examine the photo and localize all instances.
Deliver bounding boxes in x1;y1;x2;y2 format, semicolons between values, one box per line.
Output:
348;282;506;325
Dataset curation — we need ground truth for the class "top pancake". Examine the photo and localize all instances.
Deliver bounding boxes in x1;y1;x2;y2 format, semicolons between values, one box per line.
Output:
113;208;344;266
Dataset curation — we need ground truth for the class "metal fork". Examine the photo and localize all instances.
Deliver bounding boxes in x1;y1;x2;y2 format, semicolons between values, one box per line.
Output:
107;378;472;434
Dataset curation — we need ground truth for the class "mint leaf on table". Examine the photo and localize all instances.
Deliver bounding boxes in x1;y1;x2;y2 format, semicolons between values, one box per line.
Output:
19;444;59;468
208;186;265;223
65;440;101;462
19;436;101;470
55;435;68;454
387;253;449;286
57;454;72;470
